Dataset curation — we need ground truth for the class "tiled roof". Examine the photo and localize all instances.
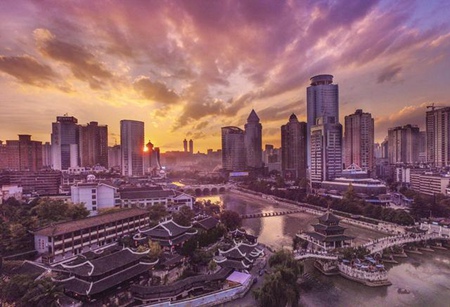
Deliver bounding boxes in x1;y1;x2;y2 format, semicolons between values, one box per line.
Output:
62;248;149;277
318;211;341;223
61;263;153;296
140;219;194;238
119;187;174;200
131;267;233;299
195;217;219;230
33;208;148;237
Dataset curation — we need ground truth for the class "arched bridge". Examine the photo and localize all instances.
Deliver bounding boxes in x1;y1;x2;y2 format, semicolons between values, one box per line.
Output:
363;232;449;255
179;184;231;196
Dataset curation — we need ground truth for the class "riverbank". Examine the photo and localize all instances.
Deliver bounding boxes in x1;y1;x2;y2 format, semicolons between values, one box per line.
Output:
208;191;450;307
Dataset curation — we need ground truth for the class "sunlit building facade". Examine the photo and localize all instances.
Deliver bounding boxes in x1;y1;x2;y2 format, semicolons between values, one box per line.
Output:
344;109;374;173
244;109;263;169
221;126;246;172
121;120;144;177
281;114;307;180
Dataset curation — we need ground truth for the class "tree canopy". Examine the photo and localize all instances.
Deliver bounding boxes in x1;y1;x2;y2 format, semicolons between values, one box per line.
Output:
253;249;303;307
219;210;242;230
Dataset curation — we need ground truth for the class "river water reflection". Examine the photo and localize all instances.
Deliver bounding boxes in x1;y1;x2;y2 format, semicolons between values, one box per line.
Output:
199;193;450;307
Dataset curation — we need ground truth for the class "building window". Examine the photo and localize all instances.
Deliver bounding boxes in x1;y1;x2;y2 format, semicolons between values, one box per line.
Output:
92;189;96;193
92;195;96;199
92;201;97;205
93;206;97;211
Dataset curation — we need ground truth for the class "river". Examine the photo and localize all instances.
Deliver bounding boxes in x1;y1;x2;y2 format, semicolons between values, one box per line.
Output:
199;192;450;307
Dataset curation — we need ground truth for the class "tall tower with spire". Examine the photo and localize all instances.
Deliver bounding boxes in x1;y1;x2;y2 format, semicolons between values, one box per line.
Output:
244;109;262;169
183;139;187;152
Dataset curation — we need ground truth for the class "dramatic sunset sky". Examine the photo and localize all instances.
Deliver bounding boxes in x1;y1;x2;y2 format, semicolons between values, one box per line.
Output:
1;0;450;152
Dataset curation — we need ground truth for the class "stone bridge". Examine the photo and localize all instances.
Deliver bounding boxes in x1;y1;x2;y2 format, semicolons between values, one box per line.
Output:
178;184;232;196
363;231;449;255
241;209;305;219
293;251;338;261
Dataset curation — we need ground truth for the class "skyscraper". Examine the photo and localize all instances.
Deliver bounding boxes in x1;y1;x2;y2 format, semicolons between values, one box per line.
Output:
183;139;188;152
189;139;193;154
306;74;339;166
426;107;450;167
310;119;343;183
344;109;374;172
281;114;307;180
51;115;79;170
388;125;420;164
221;126;246;172
244;109;262;169
307;75;342;184
79;121;108;168
120;120;144;177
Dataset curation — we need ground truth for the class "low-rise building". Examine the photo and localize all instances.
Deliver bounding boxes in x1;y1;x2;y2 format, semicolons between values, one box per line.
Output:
119;186;194;211
54;245;158;301
410;173;450;196
33;208;149;262
71;182;120;215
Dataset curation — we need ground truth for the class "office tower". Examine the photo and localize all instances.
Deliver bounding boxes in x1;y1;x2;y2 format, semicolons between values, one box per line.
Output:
418;131;426;163
51;115;79;170
244;109;263;169
108;145;121;169
281;114;307;180
306;74;339;166
42;142;52;168
221;126;246;172
189;139;193;154
387;125;420;164
183;139;188;152
307;74;342;183
2;135;42;172
310;119;343;183
344;109;374;172
79;121;108;168
426;107;450;167
120;120;144;177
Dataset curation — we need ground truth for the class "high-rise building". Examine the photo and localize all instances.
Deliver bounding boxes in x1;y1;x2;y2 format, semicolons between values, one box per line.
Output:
307;74;339;166
244;109;262;169
387;125;420;164
281;114;307;180
307;74;342;183
310;119;343;183
51;115;79;170
42;142;52;168
221;126;246;172
120;120;144;177
1;135;42;172
108;145;121;170
344;109;374;172
189;139;193;154
79;121;108;168
426;107;450;167
183;139;188;152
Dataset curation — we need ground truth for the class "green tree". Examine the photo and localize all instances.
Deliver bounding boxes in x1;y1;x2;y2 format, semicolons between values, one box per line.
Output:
172;205;195;226
66;203;89;220
253;249;303;307
21;277;64;307
208;259;217;272
148;203;168;222
0;274;35;305
220;210;242;230
148;240;162;260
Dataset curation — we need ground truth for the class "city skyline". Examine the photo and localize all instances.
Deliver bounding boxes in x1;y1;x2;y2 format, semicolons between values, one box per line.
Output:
1;1;450;152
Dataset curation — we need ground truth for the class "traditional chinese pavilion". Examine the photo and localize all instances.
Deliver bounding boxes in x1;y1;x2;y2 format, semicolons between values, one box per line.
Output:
303;211;354;250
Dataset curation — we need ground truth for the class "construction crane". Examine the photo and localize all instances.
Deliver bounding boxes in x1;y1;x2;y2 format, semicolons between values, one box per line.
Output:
426;103;448;111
